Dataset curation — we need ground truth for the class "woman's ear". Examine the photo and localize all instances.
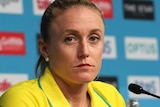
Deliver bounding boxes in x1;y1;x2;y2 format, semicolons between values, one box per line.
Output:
38;38;49;58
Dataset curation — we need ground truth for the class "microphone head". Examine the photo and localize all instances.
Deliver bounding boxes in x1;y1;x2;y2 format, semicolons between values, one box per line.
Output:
128;83;143;94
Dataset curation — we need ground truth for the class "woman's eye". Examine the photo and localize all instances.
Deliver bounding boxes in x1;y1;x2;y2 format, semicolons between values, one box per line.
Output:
65;37;73;42
64;36;77;44
89;36;100;42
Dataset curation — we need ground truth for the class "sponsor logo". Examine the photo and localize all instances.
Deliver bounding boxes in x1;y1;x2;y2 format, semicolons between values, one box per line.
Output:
103;36;117;59
125;37;159;60
0;0;23;14
91;0;113;18
33;0;54;15
123;0;154;20
0;74;28;95
0;79;11;92
128;76;160;99
0;32;26;55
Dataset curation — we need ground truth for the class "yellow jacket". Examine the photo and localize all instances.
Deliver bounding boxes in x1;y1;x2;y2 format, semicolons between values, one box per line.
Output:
0;67;126;107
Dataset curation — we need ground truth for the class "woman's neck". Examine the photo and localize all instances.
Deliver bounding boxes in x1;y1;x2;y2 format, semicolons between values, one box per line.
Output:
67;92;91;107
52;72;91;107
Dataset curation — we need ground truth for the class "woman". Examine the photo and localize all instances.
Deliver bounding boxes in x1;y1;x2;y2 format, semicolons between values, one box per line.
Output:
0;0;126;107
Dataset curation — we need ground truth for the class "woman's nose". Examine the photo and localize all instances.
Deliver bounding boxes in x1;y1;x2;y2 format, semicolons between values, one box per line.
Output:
78;41;89;59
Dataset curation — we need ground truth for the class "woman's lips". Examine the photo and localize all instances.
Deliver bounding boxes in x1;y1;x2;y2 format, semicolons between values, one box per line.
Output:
76;64;91;67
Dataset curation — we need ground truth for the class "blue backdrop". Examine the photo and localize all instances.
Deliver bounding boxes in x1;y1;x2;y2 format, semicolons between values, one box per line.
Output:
0;0;160;106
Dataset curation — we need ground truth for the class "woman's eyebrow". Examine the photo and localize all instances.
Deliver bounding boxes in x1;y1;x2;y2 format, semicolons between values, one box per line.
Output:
63;29;103;34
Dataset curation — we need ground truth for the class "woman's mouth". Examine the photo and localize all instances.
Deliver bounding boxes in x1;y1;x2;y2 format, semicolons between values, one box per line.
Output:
76;64;93;69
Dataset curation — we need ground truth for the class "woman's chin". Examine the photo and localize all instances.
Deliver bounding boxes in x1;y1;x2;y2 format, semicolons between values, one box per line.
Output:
76;76;95;83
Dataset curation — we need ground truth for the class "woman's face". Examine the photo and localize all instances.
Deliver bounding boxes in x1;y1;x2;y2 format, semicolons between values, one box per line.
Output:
46;7;104;84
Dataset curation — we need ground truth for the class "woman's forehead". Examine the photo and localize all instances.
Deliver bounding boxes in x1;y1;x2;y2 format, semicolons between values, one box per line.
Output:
50;7;104;33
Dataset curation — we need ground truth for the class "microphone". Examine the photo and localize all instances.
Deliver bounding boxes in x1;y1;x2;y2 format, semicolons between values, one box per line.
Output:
128;83;160;99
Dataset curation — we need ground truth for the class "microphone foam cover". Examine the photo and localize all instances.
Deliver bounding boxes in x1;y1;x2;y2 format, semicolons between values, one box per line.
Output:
128;83;142;94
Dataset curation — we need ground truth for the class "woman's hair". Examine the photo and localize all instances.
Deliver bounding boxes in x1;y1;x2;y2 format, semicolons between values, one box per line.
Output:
35;0;104;77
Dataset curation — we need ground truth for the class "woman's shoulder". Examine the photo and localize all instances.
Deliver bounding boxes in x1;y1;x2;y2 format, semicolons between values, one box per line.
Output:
89;81;122;98
89;81;126;107
10;78;39;90
0;78;40;99
0;79;48;106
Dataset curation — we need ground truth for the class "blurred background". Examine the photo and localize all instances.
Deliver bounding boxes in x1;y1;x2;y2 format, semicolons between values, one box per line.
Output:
0;0;160;106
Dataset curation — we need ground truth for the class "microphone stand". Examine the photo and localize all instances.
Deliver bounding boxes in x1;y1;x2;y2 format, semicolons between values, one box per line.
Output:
141;89;160;99
128;83;160;99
